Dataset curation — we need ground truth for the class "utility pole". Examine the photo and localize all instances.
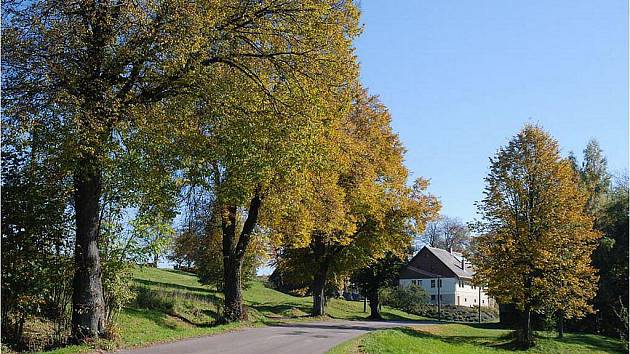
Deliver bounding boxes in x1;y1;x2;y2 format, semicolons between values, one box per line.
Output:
437;276;441;322
478;286;482;323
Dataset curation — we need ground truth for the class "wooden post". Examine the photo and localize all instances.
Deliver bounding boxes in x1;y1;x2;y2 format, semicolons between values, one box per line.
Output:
363;296;366;313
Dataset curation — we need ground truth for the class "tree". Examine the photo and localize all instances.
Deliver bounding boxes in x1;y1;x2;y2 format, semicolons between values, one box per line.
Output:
170;1;362;322
421;220;442;248
580;140;611;216
4;0;362;334
568;141;626;339
266;90;440;316
589;175;628;339
350;252;405;319
130;212;175;267
420;216;471;251
1;138;74;350
170;231;198;269
469;125;599;348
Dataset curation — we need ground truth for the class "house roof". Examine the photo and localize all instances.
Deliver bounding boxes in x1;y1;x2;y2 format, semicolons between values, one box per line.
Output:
402;264;443;278
424;246;475;279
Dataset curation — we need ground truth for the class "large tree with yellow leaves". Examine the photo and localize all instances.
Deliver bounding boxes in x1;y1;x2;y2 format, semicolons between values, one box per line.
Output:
3;0;362;336
266;89;439;316
469;125;599;347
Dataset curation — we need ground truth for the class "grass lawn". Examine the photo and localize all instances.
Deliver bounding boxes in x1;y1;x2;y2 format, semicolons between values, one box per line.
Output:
42;267;424;353
327;323;626;354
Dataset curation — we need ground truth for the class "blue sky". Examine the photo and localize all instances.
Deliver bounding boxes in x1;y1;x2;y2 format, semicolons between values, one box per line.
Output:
354;1;628;223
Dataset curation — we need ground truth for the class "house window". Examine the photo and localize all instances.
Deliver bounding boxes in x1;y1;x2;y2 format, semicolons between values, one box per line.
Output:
474;299;477;303
438;279;442;288
482;300;485;304
411;280;417;286
465;298;467;302
431;280;435;288
431;295;436;301
418;280;422;286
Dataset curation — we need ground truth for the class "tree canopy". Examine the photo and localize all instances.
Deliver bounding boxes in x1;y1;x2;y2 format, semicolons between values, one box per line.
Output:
469;125;599;347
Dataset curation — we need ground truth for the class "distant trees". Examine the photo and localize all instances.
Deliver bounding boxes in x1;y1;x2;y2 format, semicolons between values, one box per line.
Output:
420;216;471;251
580;140;611;215
469;125;599;348
591;176;629;343
569;140;628;342
350;253;406;319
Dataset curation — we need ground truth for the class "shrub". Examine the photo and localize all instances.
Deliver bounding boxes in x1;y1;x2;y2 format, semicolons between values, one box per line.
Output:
381;285;499;322
380;285;428;314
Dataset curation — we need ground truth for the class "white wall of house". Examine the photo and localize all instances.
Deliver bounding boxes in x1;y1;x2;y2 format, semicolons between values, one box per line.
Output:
399;278;493;307
453;279;492;307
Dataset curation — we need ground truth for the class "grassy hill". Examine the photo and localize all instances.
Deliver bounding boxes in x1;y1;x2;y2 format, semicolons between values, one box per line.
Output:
328;323;626;354
45;267;424;353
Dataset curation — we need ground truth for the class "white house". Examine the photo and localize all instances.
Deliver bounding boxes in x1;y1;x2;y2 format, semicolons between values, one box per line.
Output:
399;246;494;307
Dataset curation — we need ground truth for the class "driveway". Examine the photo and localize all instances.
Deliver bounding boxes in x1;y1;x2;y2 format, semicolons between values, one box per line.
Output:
114;319;436;354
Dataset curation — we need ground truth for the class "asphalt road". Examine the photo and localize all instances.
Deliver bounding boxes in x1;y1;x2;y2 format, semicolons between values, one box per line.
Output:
114;320;435;354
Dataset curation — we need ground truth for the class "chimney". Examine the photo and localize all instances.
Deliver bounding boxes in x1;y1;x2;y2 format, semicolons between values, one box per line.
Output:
461;258;465;271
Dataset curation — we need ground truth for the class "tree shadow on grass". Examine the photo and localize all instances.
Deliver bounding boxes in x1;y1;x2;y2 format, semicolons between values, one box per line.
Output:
162;269;198;277
247;301;311;319
554;334;626;353
380;311;424;322
124;308;183;330
134;279;223;302
464;322;506;330
125;307;219;330
394;327;527;351
399;326;625;353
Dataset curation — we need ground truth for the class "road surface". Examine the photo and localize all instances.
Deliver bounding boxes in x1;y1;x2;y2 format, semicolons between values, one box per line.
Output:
115;320;435;354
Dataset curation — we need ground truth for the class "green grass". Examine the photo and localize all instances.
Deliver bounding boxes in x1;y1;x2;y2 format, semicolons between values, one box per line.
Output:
131;267;424;323
41;267;424;353
328;323;626;354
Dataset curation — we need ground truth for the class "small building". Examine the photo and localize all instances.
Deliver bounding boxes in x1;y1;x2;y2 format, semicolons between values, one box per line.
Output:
399;246;494;307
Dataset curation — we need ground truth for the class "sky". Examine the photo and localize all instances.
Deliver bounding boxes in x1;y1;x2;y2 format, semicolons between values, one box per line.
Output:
354;0;628;223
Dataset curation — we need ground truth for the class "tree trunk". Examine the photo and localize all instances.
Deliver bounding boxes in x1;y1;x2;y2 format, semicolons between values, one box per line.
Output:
220;194;261;323
312;263;328;316
311;234;331;317
71;162;106;341
368;291;382;320
223;256;245;322
557;310;564;338
517;307;534;348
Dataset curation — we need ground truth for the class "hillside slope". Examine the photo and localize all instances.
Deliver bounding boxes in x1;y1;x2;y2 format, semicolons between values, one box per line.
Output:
46;267;424;353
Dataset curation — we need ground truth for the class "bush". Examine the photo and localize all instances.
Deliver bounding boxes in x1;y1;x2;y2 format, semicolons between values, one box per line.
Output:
381;285;499;322
380;285;428;314
418;304;498;322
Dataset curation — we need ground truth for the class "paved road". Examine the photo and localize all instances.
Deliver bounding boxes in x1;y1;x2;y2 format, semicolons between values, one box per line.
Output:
115;320;435;354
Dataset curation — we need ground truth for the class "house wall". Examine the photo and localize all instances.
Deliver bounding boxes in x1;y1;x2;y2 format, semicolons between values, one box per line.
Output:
399;277;457;305
400;278;493;307
454;280;492;307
